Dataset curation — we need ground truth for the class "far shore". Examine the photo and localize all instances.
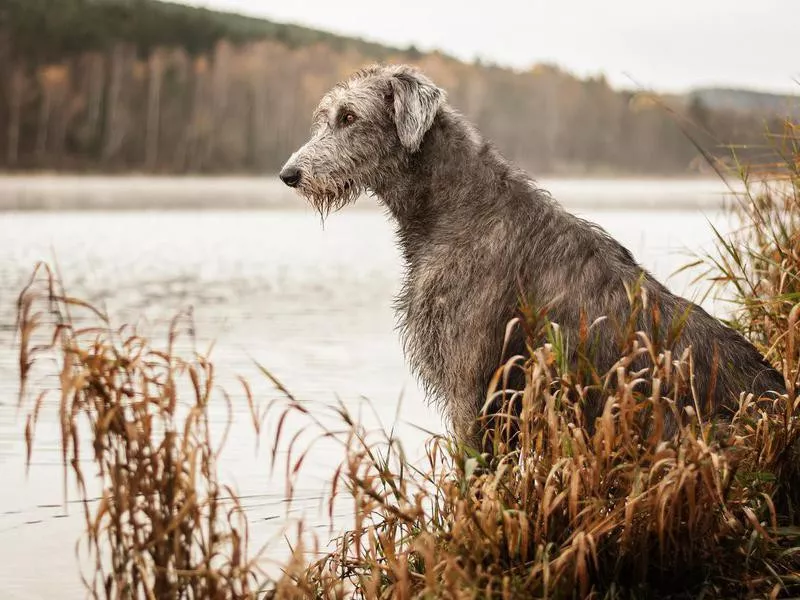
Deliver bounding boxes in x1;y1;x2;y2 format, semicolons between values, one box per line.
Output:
0;173;739;212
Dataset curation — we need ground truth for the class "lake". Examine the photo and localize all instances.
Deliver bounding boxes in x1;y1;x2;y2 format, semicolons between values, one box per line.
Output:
0;176;735;598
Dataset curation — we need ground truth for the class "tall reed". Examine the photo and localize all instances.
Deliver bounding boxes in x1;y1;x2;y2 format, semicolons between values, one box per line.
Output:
17;264;266;599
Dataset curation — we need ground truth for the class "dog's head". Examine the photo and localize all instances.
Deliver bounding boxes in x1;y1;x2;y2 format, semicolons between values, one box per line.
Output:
279;64;445;216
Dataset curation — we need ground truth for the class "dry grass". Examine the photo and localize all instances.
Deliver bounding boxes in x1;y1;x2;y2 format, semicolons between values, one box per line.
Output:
270;304;800;598
16;119;800;599
695;119;800;382
17;264;266;599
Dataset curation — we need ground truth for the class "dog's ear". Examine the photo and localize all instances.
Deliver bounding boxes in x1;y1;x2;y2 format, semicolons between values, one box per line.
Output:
389;69;444;152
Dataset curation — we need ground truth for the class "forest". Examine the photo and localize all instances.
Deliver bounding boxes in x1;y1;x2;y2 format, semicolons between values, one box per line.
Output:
0;0;792;175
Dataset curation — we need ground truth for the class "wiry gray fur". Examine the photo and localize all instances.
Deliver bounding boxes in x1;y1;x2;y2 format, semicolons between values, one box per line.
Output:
281;64;786;448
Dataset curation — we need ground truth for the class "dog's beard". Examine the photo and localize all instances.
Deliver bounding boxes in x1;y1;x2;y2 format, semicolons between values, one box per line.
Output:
298;174;363;219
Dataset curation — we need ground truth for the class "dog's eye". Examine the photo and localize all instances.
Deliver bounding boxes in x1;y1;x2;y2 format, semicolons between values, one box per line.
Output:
340;112;357;126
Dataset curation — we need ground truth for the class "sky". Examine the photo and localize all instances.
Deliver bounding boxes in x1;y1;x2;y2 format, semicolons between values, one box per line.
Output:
176;0;799;95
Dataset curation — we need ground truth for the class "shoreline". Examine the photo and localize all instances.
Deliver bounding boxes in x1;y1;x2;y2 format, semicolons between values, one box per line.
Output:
0;174;737;212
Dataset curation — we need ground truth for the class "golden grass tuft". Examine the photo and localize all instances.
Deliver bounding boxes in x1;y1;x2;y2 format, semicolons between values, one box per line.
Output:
17;264;266;599
270;311;800;598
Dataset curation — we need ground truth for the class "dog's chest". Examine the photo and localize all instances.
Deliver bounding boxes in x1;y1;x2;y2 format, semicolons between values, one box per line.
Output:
399;256;461;385
402;252;461;332
397;243;506;394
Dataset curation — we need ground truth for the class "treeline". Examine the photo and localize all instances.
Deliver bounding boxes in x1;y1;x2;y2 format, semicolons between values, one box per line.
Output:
0;0;787;174
2;0;399;61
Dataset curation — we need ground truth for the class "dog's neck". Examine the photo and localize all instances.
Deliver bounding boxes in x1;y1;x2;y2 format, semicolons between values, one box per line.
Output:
374;107;515;240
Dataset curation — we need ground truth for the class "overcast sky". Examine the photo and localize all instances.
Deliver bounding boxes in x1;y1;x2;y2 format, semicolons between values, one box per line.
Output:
177;0;798;94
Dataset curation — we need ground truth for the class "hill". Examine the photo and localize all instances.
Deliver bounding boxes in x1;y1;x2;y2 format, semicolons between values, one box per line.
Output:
689;87;800;118
1;0;404;61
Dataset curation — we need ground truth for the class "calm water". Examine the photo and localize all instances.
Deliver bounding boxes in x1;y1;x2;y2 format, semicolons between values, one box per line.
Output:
0;177;733;597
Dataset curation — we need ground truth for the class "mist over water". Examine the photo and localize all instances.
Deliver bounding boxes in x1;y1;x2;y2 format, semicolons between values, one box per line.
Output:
0;175;734;211
0;177;733;597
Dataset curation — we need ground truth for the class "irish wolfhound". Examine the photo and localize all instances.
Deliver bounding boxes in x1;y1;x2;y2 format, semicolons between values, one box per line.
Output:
279;64;785;449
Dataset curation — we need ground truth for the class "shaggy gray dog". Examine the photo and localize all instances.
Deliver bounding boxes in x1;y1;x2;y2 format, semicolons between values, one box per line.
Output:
280;64;785;449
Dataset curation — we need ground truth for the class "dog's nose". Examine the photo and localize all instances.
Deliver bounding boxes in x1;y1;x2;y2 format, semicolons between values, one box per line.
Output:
279;166;302;188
